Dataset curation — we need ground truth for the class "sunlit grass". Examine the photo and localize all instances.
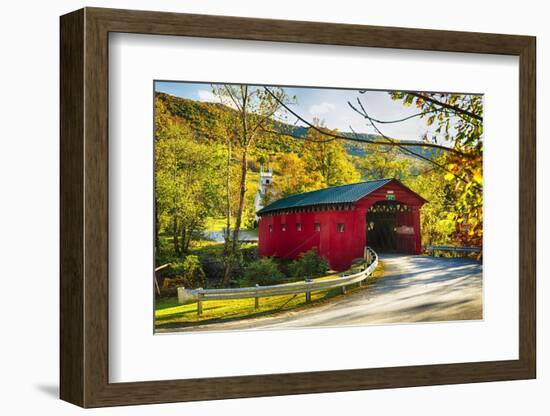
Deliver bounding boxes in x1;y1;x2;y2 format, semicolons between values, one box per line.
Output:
154;261;383;330
187;240;257;257
204;217;229;231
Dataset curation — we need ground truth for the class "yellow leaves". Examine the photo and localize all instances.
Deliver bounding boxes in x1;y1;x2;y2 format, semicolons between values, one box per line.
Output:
473;171;483;185
444;163;460;181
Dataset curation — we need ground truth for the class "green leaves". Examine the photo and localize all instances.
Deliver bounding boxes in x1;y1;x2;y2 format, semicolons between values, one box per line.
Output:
155;115;226;256
288;249;329;278
243;258;285;286
305;129;361;187
391;90;483;248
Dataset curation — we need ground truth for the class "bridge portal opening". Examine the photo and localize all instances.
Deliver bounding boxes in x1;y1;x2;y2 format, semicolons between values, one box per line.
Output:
367;201;416;254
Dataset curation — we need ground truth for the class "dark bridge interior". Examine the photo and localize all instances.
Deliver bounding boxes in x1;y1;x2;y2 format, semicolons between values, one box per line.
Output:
367;201;413;253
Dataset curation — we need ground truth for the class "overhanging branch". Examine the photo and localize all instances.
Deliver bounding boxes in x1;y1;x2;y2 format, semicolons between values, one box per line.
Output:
263;87;465;156
349;98;475;186
408;92;483;121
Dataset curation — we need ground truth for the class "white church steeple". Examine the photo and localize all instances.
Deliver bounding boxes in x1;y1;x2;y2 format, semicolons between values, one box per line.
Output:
254;167;273;224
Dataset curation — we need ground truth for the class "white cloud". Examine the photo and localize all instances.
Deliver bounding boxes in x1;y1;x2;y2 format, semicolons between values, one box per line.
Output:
309;102;336;116
197;89;240;109
197;89;217;102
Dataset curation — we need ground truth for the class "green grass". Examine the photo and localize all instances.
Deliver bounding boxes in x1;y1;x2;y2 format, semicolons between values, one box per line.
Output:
189;239;226;256
204;216;259;232
204;217;229;230
204;171;260;232
155;261;384;330
158;237;256;258
186;240;257;257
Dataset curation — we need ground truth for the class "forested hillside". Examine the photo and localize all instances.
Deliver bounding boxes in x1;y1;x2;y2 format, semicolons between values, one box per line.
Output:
157;92;440;161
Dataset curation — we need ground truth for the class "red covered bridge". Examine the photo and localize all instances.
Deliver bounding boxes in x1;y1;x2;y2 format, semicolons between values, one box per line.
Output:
257;178;427;271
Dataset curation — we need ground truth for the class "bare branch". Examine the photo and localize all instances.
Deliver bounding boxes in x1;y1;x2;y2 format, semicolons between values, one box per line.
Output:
222;85;243;112
366;108;443;124
348;125;393;154
263;86;464;155
348;99;474;186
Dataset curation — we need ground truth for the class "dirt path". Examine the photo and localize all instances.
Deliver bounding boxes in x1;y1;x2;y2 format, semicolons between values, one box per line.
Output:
160;254;483;332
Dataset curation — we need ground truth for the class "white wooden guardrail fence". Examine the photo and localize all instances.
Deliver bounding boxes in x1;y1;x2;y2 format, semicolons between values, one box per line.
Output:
177;247;379;316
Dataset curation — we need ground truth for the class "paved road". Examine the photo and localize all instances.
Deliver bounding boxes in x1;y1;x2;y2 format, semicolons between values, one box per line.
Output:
165;254;483;332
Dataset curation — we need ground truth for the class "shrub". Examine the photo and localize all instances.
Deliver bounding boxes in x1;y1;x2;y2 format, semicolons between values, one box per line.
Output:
243;258;285;286
181;255;206;286
160;255;206;295
239;245;259;264
288;248;329;278
199;257;226;283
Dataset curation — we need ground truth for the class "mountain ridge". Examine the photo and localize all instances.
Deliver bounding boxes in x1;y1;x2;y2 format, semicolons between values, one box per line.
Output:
155;91;441;160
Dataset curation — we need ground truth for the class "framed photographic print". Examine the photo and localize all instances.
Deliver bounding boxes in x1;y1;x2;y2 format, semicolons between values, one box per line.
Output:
60;7;536;408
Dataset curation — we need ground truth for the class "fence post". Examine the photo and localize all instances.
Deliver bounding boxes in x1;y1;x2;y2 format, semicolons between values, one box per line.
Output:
254;284;260;309
342;273;346;295
305;278;312;302
197;289;203;316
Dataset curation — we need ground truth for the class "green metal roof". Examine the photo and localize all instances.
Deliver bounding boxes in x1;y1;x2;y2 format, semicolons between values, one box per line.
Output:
257;178;394;215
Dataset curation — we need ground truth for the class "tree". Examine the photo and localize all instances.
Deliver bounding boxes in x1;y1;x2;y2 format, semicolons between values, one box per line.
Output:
345;91;483;248
213;85;291;284
268;153;325;201
302;120;360;186
355;144;421;181
390;92;483;247
404;162;457;247
155;119;225;256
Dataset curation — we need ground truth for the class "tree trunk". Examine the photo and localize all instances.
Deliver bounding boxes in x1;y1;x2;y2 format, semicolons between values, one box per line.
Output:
225;140;232;243
172;215;180;256
232;149;249;249
223;148;248;284
222;140;233;283
184;220;196;253
182;226;193;253
154;199;160;266
223;90;249;285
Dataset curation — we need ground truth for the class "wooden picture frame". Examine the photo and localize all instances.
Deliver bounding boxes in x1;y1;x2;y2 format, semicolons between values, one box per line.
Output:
60;7;536;408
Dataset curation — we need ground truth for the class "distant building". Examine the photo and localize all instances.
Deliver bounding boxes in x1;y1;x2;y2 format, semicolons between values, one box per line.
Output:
253;167;273;225
257;178;427;271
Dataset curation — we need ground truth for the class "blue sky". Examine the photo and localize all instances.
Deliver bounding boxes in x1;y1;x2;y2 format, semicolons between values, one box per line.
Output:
155;81;450;142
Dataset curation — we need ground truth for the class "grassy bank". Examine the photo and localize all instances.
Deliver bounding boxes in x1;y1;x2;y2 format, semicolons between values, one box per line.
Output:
155;261;384;330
